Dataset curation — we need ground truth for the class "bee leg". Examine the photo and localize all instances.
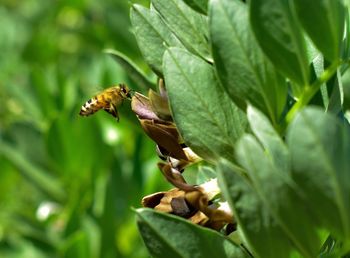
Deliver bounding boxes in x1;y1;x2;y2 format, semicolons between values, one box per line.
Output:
103;105;119;122
109;104;120;122
115;109;119;122
112;104;120;122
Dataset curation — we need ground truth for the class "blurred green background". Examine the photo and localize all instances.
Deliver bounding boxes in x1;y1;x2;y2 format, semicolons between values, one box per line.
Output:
0;0;170;257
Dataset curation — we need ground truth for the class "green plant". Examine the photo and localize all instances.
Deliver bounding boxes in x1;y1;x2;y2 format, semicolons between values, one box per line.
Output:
0;1;157;257
117;0;350;257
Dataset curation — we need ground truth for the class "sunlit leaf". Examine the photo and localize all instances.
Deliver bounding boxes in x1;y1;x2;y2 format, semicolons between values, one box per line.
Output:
209;0;287;124
247;106;289;173
152;0;211;61
130;4;184;76
163;47;247;162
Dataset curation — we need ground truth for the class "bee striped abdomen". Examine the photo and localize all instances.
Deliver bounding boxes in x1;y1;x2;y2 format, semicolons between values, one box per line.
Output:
79;97;100;116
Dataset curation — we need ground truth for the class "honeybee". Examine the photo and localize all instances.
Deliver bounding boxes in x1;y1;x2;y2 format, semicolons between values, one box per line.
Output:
79;84;132;121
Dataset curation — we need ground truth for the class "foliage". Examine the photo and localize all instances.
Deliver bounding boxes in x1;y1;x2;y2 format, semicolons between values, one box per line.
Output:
2;0;350;257
127;0;350;257
0;0;165;257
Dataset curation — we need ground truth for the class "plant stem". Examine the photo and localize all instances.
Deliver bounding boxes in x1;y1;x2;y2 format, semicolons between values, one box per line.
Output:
285;60;341;124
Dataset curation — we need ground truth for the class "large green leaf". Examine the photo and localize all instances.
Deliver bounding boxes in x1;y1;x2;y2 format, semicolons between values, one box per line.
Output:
247;106;289;173
236;134;322;258
182;0;208;14
233;108;328;257
250;0;309;90
218;160;294;258
136;208;249;258
130;4;184;76
152;0;211;61
209;0;287;124
294;0;345;62
163;47;247;162
287;107;350;250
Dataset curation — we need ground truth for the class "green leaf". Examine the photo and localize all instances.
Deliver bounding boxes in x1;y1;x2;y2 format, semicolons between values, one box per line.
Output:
130;4;184;76
250;0;309;89
104;49;156;91
294;0;345;62
310;54;329;108
342;10;350;60
326;71;343;114
209;0;287;124
319;235;346;258
152;0;211;61
182;0;208;14
196;165;217;185
136;208;249;258
308;54;342;114
247;106;289;174
163;47;247;162
218;160;294;258
235;111;324;257
235;136;321;257
287;107;350;249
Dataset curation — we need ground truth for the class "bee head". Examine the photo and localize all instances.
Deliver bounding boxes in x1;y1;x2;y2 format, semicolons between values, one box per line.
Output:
120;84;132;99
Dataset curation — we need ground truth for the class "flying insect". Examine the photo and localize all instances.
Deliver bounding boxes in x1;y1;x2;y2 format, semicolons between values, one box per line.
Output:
79;84;131;121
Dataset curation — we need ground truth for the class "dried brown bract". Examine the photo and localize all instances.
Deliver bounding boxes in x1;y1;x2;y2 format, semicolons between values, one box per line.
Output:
132;80;234;233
